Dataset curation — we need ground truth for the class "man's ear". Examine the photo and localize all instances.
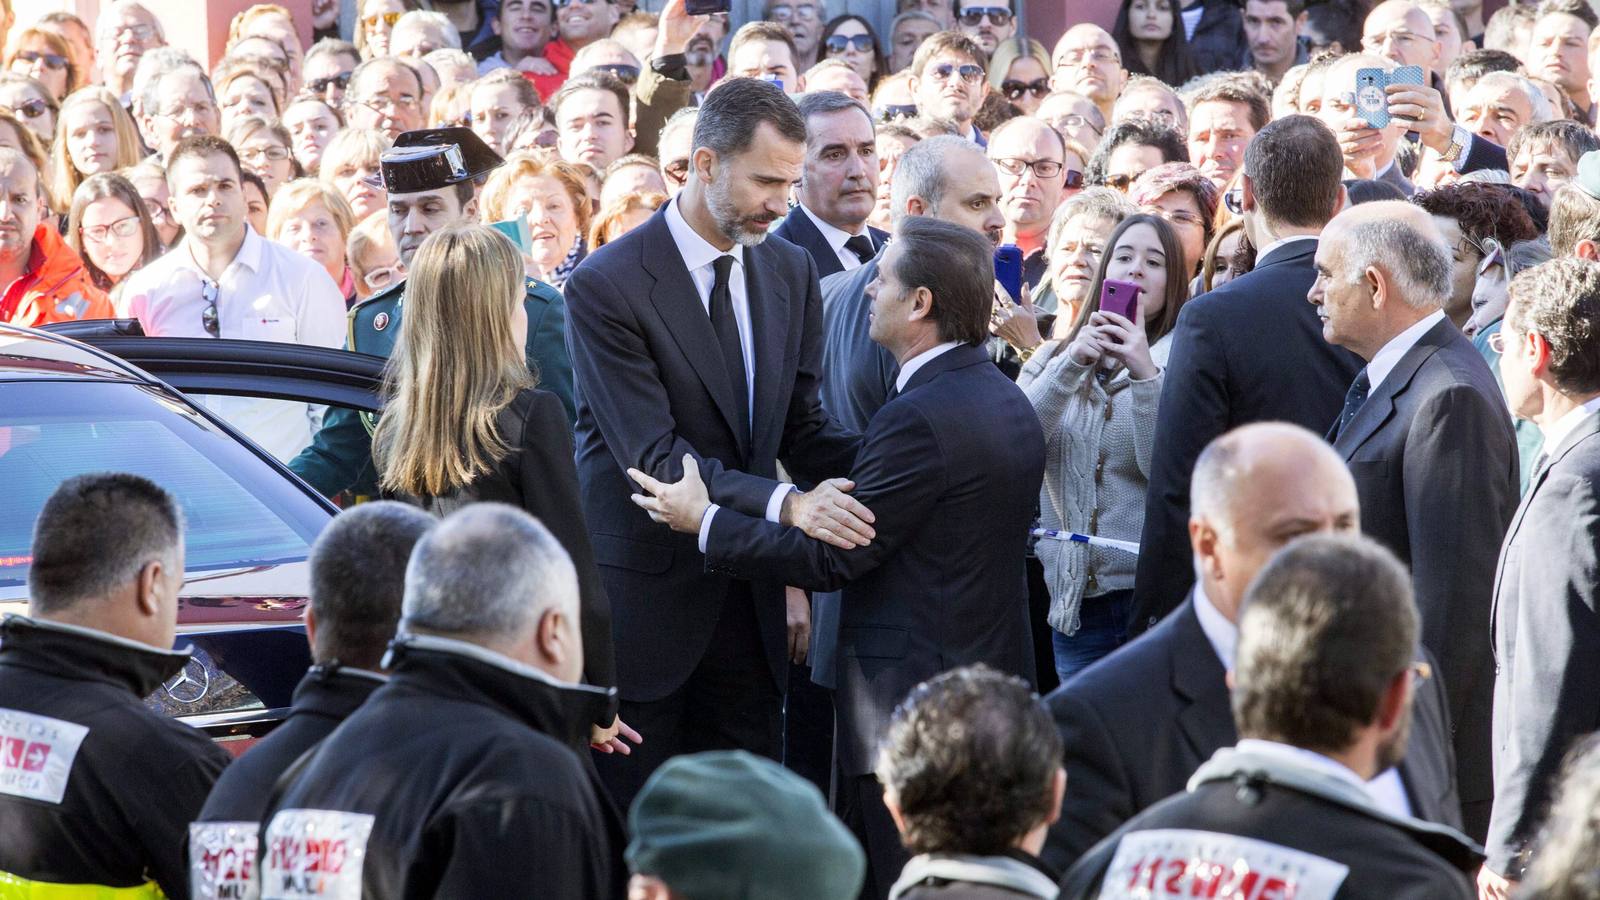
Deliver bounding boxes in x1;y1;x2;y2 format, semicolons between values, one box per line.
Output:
881;787;910;839
463;194;479;220
1366;266;1386;308
692;145;717;185
491;15;501;38
135;559;164;618
1527;329;1554;379
907;285;933;321
1575;238;1600;261
1376;667;1410;731
304;605;319;656
1241;174;1257;212
1188;517;1220;581
536;607;573;668
906;195;928;217
1045;767;1067;826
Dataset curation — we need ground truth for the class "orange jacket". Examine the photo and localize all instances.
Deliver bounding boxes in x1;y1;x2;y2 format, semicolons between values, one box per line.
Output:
0;223;114;328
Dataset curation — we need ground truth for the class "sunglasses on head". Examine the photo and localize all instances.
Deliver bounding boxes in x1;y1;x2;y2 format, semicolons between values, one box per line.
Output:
929;62;984;83
17;51;69;70
958;6;1012;27
309;71;352;94
0;98;48;120
1002;78;1049;101
594;63;640;84
825;34;875;54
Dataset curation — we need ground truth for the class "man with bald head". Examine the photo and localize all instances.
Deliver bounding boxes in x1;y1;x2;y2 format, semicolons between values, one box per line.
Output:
1042;423;1465;871
1310;200;1518;839
1050;25;1127;126
1363;1;1443;78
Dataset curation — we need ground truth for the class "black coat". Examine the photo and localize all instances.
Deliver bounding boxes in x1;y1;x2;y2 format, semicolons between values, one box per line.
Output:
385;387;615;692
1486;410;1600;875
1185;0;1248;74
1332;316;1519;836
0;616;230;900
771;206;888;281
704;344;1044;777
1134;240;1364;632
1059;748;1481;900
258;635;625;899
1040;597;1463;872
564;203;861;701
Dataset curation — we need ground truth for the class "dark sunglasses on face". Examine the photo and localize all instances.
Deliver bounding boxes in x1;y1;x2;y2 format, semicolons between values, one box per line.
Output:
1064;170;1084;189
309;72;352;94
362;11;402;28
876;103;917;121
958;6;1012;27
930;62;984;83
1002;78;1049;101
594;63;640;84
17;51;69;70
826;34;875;54
1105;173;1137;192
0;98;48;120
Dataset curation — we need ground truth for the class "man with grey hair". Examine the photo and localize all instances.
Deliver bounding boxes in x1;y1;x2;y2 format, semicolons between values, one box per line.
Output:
1458;71;1553;150
819;134;1004;433
774;91;889;281
135;58;220;164
259;503;625;897
1;473;229;899
1310;199;1518;840
1043;423;1463;870
656;106;698;196
1060;534;1481;897
191;502;435;896
389;10;461;57
96;0;165;103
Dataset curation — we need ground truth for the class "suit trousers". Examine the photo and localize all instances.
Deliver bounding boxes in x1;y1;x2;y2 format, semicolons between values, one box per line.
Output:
594;582;783;812
835;770;909;900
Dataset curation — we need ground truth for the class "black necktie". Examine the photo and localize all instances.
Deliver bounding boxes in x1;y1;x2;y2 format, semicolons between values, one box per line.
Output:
1337;368;1371;437
710;254;750;442
844;234;875;265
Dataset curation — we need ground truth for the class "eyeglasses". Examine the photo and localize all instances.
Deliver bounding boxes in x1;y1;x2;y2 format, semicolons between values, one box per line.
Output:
958;6;1012;27
876;103;917;121
308;72;352;95
825;34;875;54
768;4;821;22
107;23;155;43
1153;208;1205;228
200;279;220;338
1049;113;1103;136
1002;78;1050;101
929;62;984;84
1477;238;1505;276
364;264;403;291
1105;173;1137;192
81;215;141;244
1223;185;1244;215
157;100;218;121
1362;29;1425;50
663;158;690;185
993;156;1065;179
362;11;402;29
594;63;640;84
351;94;420;114
16;51;69;70
0;98;48;120
240;145;291;163
1056;47;1118;66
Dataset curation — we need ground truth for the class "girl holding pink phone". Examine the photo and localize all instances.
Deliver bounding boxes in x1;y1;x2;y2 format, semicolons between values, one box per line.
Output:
1016;213;1191;682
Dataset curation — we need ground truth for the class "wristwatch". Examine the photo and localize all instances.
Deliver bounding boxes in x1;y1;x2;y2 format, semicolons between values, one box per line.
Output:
1439;124;1470;163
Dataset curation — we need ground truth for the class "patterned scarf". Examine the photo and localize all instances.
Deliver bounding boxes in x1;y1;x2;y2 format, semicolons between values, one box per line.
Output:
547;237;585;290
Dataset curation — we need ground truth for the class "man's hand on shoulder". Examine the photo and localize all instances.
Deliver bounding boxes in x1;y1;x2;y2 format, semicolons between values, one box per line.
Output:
781;479;876;550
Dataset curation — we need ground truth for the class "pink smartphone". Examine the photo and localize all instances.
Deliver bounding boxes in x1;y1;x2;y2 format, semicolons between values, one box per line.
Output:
1100;279;1141;321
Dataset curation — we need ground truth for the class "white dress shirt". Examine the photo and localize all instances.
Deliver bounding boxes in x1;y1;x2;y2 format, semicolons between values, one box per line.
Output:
1195;582;1414;818
121;227;347;461
1366;309;1447;393
798;203;871;273
1253;233;1317;265
1537;395;1600;453
664;198;796;545
895;341;961;393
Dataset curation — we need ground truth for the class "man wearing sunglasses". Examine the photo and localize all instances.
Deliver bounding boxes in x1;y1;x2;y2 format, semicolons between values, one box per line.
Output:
908;31;991;145
304;38;359;107
987;116;1072;292
954;0;1015;55
121;136;345;459
0;149;112;328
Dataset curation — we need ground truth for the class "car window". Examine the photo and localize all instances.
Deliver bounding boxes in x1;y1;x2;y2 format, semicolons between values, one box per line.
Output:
0;380;329;595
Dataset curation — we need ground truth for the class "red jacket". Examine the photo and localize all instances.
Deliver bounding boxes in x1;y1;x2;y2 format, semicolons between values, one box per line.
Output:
0;223;114;327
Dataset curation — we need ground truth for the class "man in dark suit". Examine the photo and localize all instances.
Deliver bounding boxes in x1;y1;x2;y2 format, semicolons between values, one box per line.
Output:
1043;423;1463;872
629;216;1046;898
772;91;888;282
1480;258;1600;895
1135;115;1364;632
563;78;867;810
1311;199;1520;840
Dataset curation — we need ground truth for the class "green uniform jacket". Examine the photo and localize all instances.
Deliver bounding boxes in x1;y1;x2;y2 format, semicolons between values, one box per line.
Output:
288;277;575;498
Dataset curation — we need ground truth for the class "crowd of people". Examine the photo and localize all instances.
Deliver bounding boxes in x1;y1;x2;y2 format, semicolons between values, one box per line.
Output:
4;0;1600;896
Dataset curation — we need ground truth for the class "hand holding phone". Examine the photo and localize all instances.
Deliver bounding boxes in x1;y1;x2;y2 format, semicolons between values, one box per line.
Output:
994;244;1024;303
1354;67;1390;129
684;0;731;14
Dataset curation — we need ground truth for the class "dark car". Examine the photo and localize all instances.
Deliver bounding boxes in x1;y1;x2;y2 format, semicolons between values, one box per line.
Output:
1;321;383;755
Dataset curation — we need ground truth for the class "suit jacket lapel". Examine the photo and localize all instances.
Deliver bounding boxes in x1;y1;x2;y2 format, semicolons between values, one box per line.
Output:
641;211;748;451
783;208;841;279
745;241;790;457
1334;319;1451;458
1170;596;1235;760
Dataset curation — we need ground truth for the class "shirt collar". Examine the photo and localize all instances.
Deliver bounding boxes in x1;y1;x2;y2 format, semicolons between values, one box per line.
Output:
1253;233;1316;264
1539;395;1600;451
1234;738;1372;793
1367;309;1446;393
665;195;744;275
181;225;261;280
1192;579;1237;671
799;202;866;251
894;341;961;392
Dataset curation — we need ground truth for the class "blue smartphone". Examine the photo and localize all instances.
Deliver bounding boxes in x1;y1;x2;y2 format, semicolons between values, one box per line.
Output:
995;244;1023;303
1355;67;1389;128
1389;65;1425;126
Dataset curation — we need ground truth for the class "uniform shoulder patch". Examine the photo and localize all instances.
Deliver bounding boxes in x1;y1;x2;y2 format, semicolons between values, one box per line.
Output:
263;808;375;899
372;311;389;331
1101;828;1350;899
0;707;90;804
191;820;260;900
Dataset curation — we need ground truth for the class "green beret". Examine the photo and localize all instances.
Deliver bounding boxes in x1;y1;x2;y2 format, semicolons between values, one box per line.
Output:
626;751;867;899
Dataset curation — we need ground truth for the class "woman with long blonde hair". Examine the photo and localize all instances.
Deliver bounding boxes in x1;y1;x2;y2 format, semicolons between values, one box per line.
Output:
371;222;621;728
49;88;142;203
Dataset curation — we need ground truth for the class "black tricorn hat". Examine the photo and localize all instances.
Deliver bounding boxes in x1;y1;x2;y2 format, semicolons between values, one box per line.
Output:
364;126;504;193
